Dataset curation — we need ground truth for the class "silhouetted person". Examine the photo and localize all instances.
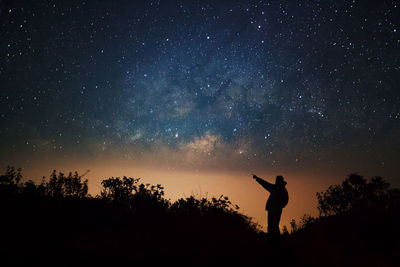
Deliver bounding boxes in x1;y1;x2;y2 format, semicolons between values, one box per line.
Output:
253;174;288;239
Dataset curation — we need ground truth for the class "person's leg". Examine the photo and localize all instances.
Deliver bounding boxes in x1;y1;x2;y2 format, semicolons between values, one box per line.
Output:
274;209;282;234
268;209;282;234
267;209;282;244
267;211;273;234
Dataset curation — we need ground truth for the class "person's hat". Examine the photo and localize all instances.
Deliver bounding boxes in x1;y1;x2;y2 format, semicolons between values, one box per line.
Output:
276;175;287;186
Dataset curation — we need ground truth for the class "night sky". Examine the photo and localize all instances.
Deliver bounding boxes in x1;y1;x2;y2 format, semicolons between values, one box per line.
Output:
1;1;400;227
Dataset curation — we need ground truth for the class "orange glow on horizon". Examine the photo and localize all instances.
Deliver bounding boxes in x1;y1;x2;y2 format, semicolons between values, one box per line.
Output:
3;147;398;231
7;158;345;231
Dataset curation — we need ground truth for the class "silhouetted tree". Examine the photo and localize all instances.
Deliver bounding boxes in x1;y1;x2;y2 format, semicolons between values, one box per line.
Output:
44;170;88;199
100;176;139;203
316;173;400;216
170;195;259;237
0;166;22;185
20;179;46;197
100;176;169;212
299;214;319;231
132;182;169;213
170;195;241;216
0;166;22;197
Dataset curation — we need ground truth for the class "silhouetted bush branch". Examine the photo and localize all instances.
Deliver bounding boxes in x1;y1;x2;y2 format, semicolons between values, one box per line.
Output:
287;173;399;235
0;166;23;197
45;170;89;199
0;167;89;200
316;173;400;216
100;176;170;213
170;195;240;215
0;166;22;186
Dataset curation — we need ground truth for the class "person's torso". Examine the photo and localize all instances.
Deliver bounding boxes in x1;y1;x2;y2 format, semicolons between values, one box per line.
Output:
266;186;285;211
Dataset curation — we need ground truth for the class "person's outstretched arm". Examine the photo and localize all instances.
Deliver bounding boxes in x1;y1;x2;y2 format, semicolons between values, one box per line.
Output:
253;174;273;192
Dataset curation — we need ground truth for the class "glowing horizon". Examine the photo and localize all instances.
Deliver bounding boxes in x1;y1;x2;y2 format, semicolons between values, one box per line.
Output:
3;153;398;230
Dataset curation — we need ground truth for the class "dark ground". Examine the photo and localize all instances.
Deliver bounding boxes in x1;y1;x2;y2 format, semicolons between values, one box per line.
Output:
1;195;399;266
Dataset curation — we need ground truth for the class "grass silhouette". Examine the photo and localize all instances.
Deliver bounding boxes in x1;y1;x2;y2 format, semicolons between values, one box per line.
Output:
0;167;399;266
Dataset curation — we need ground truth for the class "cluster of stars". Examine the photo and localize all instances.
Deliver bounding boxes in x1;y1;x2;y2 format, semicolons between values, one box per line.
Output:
0;0;399;171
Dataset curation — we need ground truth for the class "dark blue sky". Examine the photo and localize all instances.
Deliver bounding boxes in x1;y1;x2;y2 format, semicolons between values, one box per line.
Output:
1;0;400;179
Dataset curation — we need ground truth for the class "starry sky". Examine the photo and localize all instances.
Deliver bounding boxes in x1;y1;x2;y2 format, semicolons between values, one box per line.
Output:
1;0;400;228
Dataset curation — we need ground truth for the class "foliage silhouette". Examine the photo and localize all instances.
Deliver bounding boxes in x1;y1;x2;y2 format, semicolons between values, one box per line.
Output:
316;173;400;216
281;174;400;266
45;170;89;199
170;195;240;215
0;166;22;185
100;176;140;203
1;169;89;199
285;174;400;236
100;176;169;214
0;166;22;197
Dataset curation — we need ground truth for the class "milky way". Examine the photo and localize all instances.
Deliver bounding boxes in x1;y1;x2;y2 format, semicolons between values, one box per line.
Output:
1;1;400;176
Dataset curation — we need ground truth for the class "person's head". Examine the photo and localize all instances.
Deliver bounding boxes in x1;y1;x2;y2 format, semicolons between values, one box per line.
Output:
275;175;287;186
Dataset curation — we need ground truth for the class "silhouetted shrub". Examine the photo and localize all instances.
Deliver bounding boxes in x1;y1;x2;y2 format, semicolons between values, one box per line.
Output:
285;215;320;234
0;167;89;200
44;170;88;199
170;195;259;234
101;176;139;203
0;166;22;197
171;195;240;215
299;214;319;230
317;173;399;216
133;182;169;213
20;179;46;197
0;166;22;185
100;176;170;212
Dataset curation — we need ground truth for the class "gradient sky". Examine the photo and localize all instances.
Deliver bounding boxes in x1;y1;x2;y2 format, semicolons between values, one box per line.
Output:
1;0;399;229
